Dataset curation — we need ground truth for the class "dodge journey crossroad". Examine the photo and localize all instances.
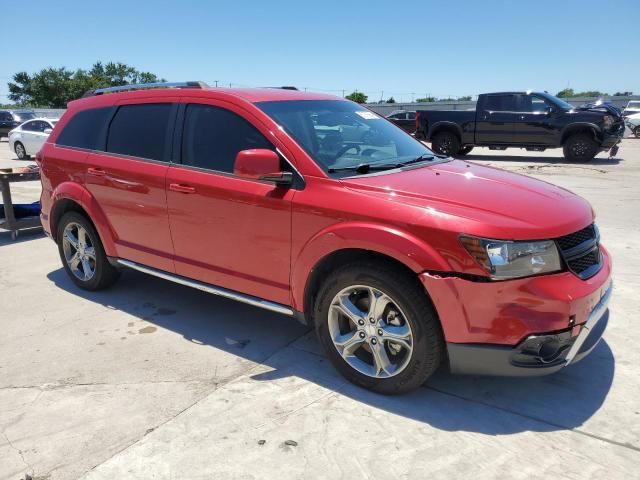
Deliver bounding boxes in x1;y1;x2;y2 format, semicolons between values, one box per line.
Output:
37;81;612;394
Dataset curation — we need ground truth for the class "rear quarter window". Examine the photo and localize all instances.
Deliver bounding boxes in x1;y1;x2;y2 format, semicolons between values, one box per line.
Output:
56;107;114;150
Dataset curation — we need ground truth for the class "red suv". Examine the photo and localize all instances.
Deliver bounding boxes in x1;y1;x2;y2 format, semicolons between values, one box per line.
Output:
37;82;612;394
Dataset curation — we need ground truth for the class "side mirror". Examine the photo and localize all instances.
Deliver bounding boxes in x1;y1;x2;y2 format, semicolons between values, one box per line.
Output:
43;128;53;134
234;149;292;187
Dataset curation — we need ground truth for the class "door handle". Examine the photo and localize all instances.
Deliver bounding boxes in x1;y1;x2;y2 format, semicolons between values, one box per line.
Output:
169;183;196;194
87;167;106;176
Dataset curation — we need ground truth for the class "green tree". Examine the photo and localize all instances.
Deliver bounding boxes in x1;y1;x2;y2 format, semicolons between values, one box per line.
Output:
574;90;606;97
457;95;472;101
613;91;633;96
556;88;575;98
386;96;396;103
345;91;368;103
415;96;436;103
8;62;165;107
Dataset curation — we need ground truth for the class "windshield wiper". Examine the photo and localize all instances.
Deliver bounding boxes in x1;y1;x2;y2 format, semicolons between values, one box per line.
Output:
328;162;401;174
328;154;439;175
395;153;436;166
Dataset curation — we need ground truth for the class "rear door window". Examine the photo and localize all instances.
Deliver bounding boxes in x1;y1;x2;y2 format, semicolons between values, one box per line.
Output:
181;104;273;173
56;107;114;150
106;104;172;161
22;121;38;132
483;94;518;112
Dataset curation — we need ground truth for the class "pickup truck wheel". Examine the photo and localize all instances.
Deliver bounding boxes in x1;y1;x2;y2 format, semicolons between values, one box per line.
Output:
314;262;444;394
458;146;474;156
57;212;120;291
563;134;598;162
431;131;460;156
634;126;640;139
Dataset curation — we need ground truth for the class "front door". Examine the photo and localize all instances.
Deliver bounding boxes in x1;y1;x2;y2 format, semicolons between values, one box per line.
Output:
166;101;295;305
510;93;557;145
85;101;177;272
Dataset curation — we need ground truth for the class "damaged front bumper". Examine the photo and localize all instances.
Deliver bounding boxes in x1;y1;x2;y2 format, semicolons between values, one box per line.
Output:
419;247;612;376
446;282;611;376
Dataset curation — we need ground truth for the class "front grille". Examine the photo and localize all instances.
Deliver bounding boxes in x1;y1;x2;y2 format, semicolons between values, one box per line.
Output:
556;224;596;251
567;249;601;274
555;224;602;280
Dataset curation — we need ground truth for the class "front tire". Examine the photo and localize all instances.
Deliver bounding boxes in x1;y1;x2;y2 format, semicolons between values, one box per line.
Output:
457;146;474;156
431;131;461;156
634;126;640;139
14;141;29;160
563;133;598;162
314;261;444;394
57;212;120;290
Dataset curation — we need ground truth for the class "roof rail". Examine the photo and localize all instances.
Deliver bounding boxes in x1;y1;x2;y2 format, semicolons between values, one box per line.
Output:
81;81;209;98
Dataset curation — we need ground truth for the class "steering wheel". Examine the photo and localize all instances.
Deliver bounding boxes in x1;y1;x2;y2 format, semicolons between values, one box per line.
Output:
333;144;360;160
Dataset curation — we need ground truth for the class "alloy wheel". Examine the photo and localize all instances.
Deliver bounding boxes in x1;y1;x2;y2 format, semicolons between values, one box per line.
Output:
15;143;26;159
62;222;97;281
328;285;414;378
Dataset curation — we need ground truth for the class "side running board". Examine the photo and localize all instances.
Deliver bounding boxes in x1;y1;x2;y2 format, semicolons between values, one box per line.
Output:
116;259;294;316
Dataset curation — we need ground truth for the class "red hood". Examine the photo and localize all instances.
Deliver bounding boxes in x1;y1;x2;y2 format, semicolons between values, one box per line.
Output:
340;160;593;239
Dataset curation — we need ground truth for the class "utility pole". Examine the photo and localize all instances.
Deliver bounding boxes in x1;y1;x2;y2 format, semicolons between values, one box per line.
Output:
213;80;219;88
380;90;384;102
342;89;345;98
229;82;232;88
411;92;415;103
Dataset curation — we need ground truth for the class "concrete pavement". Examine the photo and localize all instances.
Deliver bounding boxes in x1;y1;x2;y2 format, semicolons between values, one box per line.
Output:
0;137;638;480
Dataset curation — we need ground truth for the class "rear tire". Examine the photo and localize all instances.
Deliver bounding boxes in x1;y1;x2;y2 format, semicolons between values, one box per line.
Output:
57;212;120;291
313;261;444;394
634;126;640;139
457;146;474;156
563;133;599;162
14;141;29;160
431;131;461;156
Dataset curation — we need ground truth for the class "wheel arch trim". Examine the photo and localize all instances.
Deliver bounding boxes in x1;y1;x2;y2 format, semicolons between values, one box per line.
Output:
291;221;449;313
560;123;602;144
49;182;117;255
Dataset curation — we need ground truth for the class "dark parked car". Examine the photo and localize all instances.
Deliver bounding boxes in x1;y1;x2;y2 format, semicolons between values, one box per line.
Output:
386;110;416;134
416;92;625;161
0;110;37;138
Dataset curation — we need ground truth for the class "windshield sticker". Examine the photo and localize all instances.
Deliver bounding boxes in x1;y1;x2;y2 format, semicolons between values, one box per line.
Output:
355;110;380;120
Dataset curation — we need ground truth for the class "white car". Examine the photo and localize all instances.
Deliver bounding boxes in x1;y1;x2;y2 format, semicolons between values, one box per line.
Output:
623;100;640;117
626;112;640;138
8;118;58;159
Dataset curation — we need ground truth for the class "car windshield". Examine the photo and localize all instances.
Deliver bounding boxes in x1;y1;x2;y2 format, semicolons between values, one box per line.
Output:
257;100;437;177
14;111;36;121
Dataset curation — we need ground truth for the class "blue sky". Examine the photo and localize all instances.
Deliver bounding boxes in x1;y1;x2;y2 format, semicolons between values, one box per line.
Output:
2;0;637;103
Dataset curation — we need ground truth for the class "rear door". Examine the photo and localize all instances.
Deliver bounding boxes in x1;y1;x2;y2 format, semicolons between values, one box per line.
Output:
166;100;296;304
85;100;178;272
475;94;518;144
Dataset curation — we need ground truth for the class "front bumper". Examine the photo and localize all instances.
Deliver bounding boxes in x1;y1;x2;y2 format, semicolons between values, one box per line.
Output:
420;246;612;376
446;282;611;376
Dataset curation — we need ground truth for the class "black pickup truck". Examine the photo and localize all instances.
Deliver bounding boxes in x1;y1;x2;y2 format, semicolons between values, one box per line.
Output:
415;92;625;161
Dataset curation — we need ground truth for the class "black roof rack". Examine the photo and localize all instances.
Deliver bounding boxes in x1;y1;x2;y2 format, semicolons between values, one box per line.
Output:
81;81;209;98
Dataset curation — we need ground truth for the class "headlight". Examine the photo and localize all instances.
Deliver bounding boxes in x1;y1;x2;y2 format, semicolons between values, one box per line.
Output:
460;236;562;280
